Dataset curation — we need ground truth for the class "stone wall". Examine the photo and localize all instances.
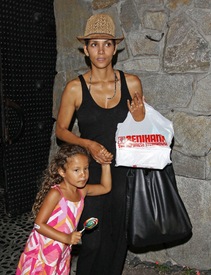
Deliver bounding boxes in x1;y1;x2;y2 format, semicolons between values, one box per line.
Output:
52;0;211;270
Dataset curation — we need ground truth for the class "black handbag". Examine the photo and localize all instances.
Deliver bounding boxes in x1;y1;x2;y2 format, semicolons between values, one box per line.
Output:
126;164;192;248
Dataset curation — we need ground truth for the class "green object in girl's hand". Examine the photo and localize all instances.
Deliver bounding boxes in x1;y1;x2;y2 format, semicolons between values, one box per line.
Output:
80;217;98;233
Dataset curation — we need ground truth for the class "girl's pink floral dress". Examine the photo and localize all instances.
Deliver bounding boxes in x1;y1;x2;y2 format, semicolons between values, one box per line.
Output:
16;185;84;275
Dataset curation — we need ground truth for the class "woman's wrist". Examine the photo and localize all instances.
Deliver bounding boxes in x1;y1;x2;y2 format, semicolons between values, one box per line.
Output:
82;139;93;150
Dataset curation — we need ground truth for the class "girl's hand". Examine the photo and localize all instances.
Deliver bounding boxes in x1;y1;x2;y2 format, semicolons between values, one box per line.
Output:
87;141;113;164
127;92;145;121
68;231;82;245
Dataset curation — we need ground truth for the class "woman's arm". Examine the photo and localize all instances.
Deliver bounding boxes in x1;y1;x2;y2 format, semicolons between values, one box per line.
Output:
56;79;90;148
125;73;145;121
56;79;113;164
34;189;81;245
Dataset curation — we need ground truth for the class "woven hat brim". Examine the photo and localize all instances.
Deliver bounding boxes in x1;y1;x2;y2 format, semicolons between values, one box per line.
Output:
77;33;124;44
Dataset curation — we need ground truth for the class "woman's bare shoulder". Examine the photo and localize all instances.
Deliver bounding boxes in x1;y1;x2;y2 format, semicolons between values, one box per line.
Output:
61;77;83;107
64;77;82;94
64;72;90;95
123;72;142;93
123;72;141;83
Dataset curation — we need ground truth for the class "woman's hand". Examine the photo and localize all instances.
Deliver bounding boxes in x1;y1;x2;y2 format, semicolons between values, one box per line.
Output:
87;141;113;164
127;92;145;121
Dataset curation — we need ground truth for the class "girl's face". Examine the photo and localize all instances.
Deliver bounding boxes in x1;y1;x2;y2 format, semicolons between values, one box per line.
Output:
60;154;89;189
84;39;117;69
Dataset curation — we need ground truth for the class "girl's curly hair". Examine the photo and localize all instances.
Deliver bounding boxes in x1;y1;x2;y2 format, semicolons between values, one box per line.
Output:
32;143;90;218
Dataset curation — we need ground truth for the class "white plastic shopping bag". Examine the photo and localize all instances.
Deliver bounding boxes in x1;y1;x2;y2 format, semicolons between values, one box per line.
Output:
115;103;174;169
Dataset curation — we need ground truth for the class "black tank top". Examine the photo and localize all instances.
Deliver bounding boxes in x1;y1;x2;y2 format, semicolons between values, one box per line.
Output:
76;70;131;158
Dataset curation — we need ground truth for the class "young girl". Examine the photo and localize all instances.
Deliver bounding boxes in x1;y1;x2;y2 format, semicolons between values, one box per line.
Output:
16;143;112;275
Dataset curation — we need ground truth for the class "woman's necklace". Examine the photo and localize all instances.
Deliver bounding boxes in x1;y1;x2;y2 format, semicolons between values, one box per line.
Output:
89;71;118;100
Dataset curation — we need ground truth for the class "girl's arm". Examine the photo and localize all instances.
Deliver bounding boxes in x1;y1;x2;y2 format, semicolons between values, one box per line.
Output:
56;79;112;164
83;163;112;196
34;188;81;245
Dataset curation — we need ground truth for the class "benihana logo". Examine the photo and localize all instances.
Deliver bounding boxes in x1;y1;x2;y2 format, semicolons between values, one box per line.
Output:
118;134;168;148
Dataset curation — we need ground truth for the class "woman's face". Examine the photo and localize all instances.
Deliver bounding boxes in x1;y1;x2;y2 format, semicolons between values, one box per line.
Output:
84;39;117;69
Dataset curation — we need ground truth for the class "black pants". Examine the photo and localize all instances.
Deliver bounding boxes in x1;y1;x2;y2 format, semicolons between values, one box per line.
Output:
76;165;128;275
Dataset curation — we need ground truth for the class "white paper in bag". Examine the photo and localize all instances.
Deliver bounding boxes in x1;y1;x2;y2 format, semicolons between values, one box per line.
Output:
115;103;174;169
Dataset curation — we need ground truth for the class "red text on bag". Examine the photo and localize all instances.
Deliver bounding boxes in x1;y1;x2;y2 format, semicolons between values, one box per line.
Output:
117;134;168;148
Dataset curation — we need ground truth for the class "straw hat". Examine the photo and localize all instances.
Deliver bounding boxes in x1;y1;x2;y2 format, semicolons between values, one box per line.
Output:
77;14;124;44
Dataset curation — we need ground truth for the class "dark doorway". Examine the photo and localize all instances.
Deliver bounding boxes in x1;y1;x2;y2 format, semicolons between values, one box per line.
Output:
0;1;57;216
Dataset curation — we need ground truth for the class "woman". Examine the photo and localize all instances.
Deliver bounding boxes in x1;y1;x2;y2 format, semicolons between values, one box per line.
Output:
56;13;145;275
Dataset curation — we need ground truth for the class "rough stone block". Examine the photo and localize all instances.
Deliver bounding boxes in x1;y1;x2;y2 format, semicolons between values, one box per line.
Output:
140;74;193;108
172;150;206;179
164;14;210;73
172;112;211;157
